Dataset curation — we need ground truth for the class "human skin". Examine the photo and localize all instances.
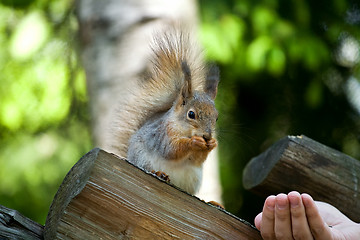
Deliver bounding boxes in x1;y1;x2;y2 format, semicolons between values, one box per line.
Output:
254;191;360;240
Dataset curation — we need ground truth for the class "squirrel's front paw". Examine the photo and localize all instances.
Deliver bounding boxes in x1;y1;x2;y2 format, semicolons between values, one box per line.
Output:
151;170;170;183
206;138;217;151
207;200;225;209
191;136;217;151
191;136;208;150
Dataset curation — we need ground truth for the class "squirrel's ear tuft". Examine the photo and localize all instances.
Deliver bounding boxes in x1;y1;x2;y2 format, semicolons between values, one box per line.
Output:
180;61;192;101
205;64;220;100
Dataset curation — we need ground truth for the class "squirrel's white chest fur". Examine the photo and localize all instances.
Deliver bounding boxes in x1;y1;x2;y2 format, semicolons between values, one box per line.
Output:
147;152;203;194
127;139;203;195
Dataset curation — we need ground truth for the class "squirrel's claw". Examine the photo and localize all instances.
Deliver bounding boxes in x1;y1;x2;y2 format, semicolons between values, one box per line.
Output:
151;170;170;183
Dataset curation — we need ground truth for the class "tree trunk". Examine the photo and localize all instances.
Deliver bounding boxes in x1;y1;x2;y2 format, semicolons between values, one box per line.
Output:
44;148;260;239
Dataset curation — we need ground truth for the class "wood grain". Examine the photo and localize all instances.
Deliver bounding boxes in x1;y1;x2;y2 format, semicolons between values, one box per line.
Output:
243;135;360;222
45;148;261;239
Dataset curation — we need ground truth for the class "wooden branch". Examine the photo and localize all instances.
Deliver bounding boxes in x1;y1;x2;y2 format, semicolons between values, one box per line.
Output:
243;135;360;222
44;148;261;239
0;204;43;240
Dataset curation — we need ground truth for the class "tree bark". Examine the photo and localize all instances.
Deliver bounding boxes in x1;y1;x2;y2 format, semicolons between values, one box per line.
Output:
0;204;43;240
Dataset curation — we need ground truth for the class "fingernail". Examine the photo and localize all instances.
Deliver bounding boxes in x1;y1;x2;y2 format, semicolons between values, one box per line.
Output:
266;203;275;211
288;194;301;208
290;198;300;208
265;196;275;211
276;194;288;210
277;201;287;210
301;193;314;207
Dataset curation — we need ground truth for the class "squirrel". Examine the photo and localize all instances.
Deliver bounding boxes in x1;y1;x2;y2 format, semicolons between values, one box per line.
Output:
108;28;220;195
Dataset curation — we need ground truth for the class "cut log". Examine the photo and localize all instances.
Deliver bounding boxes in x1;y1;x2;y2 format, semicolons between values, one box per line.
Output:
44;148;261;239
0;204;43;240
243;135;360;222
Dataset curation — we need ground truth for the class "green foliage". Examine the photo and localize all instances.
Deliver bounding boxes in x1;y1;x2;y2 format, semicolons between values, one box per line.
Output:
199;0;360;221
0;1;91;224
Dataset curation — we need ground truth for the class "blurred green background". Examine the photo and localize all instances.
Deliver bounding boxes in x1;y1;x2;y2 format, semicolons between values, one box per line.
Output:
0;0;91;225
0;0;359;225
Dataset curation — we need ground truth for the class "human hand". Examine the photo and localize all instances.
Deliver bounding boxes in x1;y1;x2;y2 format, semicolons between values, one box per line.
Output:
254;191;360;239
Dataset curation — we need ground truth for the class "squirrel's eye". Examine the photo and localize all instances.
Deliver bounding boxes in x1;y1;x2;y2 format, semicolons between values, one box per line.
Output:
188;110;196;120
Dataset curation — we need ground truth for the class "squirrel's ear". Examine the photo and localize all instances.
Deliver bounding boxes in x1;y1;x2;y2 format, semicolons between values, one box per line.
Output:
205;64;220;100
180;61;192;101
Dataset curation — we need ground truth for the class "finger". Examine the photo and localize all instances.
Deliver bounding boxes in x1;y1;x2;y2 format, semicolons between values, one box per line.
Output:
254;212;262;230
288;191;313;239
274;193;293;239
260;195;276;239
301;194;333;240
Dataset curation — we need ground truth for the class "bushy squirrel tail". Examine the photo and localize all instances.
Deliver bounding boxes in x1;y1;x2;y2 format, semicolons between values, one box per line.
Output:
107;28;207;157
